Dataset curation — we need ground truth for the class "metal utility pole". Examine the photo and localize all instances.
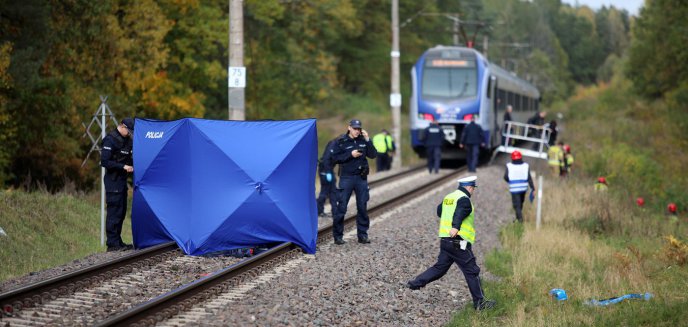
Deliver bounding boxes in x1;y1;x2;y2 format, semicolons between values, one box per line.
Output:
82;96;119;246
483;35;489;59
390;0;402;168
228;0;245;120
453;17;460;46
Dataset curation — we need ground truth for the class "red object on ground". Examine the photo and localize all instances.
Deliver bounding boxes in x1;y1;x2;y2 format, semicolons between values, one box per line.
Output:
598;177;606;184
668;203;677;214
636;197;645;206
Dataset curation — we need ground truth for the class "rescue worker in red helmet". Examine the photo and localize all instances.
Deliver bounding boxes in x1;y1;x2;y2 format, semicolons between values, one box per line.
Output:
561;144;574;177
504;151;535;223
594;177;608;191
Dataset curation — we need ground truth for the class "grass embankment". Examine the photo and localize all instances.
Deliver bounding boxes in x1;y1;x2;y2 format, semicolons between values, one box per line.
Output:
449;178;687;326
0;190;132;282
448;80;688;326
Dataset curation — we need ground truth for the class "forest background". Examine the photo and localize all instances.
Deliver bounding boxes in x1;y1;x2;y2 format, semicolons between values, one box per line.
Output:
0;0;685;199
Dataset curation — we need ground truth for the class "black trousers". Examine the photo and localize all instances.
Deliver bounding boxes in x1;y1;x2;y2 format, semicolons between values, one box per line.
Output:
426;146;441;174
466;144;480;172
333;175;369;240
376;153;390;172
511;192;526;222
316;173;338;216
409;239;485;307
106;190;128;247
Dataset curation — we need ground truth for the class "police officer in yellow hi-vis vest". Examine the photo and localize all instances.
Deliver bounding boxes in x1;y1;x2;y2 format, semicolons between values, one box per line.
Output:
372;129;394;172
406;176;496;311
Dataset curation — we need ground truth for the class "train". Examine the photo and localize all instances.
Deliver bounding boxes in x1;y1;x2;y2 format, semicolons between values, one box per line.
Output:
409;46;541;160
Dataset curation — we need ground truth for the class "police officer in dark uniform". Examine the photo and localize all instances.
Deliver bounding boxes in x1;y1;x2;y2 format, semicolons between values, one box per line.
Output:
101;118;135;252
423;121;443;174
330;119;377;245
406;176;495;311
459;115;485;173
316;138;339;218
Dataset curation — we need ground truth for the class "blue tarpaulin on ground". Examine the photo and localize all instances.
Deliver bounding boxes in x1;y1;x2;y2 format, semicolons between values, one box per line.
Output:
131;118;318;255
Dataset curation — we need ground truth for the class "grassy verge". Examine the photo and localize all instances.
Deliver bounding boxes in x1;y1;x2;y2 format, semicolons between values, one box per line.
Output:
447;177;688;327
0;189;132;282
446;77;686;325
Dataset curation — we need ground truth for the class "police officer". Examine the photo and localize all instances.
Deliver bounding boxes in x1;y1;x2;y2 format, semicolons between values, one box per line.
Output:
101;118;135;252
459;115;485;173
372;130;393;172
330;119;377;245
504;151;535;223
316;138;338;218
423;121;443;174
406;176;496;311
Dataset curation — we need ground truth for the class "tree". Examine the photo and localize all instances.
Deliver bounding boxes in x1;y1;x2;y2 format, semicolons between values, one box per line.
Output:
627;0;688;98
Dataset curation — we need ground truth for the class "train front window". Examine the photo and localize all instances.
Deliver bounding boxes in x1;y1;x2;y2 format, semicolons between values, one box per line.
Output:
421;67;478;100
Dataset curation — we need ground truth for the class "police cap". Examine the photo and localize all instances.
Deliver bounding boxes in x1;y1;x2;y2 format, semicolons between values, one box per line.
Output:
349;119;362;128
122;118;135;132
457;176;477;187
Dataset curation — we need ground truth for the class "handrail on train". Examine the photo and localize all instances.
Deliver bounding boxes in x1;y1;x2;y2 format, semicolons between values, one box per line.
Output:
490;121;551;162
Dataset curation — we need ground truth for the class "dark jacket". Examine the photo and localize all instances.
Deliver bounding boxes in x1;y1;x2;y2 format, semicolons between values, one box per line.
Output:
101;129;133;192
503;160;535;190
423;123;444;147
318;139;337;175
503;111;512;123
527;112;545;126
331;133;377;176
436;186;472;232
460;122;484;145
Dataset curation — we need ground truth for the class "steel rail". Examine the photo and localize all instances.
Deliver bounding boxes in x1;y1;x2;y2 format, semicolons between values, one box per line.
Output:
98;167;466;326
0;242;179;315
0;164;424;318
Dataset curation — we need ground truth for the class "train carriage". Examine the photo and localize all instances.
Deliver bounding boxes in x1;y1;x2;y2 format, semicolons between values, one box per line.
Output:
410;46;540;160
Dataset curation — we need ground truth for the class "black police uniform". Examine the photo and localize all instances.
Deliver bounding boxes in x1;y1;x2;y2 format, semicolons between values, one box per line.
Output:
407;186;494;310
316;139;338;217
423;123;443;174
331;132;377;243
101;129;133;249
459;122;484;172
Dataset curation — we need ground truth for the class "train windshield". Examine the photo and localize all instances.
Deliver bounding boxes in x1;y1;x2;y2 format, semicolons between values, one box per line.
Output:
421;67;478;100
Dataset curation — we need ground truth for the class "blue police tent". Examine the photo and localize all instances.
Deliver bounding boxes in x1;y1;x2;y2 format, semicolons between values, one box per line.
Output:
131;118;318;255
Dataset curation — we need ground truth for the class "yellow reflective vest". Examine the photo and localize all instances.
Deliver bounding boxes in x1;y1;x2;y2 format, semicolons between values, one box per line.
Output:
548;146;563;167
385;134;394;152
373;133;388;153
438;190;476;243
594;182;608;191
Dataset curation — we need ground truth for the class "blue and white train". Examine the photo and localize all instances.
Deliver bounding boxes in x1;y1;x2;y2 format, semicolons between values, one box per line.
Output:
410;46;540;160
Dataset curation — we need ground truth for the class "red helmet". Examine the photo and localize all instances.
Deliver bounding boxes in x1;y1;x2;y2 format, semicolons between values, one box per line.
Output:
668;203;677;213
597;177;606;184
511;150;522;160
563;145;571;153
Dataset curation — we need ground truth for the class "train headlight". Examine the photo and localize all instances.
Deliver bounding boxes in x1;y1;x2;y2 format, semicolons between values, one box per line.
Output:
419;113;435;121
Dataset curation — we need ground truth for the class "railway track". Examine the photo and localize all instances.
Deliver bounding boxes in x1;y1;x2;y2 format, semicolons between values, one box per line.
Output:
0;165;427;325
98;167;465;327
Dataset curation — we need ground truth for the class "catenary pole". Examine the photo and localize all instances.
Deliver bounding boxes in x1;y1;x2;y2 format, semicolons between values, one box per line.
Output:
390;0;402;168
228;0;245;120
100;102;106;246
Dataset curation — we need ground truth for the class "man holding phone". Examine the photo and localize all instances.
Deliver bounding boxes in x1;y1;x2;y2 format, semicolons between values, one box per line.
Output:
330;119;377;245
